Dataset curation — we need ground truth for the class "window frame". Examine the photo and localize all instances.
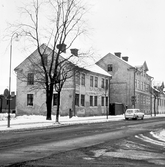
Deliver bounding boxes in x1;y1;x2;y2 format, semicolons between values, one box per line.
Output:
95;77;98;87
27;94;33;106
27;73;34;85
81;94;85;106
81;73;85;86
107;64;113;72
94;96;98;106
90;96;93;106
53;93;58;106
90;76;94;87
75;94;79;106
101;78;105;88
101;96;104;106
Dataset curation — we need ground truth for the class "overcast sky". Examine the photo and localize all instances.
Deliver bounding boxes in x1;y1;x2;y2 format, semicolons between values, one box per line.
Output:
0;0;165;94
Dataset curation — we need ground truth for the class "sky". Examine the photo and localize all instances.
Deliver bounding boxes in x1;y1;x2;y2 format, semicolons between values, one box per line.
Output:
0;0;165;94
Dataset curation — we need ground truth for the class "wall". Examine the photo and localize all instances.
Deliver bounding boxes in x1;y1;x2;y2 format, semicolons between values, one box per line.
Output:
96;53;134;109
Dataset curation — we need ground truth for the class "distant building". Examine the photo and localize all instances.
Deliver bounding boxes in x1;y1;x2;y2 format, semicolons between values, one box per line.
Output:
96;52;153;115
14;44;111;116
151;81;165;115
0;94;16;113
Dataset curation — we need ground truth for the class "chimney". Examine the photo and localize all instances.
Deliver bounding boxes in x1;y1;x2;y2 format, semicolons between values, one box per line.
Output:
57;43;66;53
70;48;78;57
122;56;129;62
114;52;121;58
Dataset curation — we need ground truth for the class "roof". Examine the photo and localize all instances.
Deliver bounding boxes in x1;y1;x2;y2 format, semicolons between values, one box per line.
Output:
61;52;111;77
15;44;111;77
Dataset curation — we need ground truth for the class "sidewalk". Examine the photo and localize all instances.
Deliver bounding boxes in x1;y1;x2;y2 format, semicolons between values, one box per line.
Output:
0;114;164;132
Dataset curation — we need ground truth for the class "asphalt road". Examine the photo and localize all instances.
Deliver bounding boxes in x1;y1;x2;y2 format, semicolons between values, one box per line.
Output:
0;117;165;167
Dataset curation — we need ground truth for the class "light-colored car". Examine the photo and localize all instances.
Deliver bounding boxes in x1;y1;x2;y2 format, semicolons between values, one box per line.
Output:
125;109;144;120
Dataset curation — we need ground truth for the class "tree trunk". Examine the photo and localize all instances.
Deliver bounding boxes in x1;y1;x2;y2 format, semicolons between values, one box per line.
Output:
46;85;53;120
56;91;60;123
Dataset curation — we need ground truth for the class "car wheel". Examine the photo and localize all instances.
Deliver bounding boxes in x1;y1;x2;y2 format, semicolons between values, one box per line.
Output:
125;118;128;120
141;116;144;120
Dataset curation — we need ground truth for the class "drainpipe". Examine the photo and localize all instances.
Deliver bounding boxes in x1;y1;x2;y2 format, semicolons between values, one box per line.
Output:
72;70;76;116
150;77;154;116
108;76;112;119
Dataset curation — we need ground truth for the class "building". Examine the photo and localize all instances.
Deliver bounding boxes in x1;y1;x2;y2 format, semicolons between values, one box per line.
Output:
14;44;111;116
0;94;16;113
151;81;165;115
96;52;153;115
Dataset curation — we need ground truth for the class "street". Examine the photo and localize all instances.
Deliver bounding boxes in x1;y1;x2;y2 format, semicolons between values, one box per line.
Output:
0;117;165;167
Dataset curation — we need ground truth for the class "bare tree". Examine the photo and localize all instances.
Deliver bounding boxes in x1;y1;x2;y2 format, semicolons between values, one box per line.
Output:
13;0;88;120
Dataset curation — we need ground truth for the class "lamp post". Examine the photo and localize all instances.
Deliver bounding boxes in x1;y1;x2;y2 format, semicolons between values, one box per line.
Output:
8;33;19;128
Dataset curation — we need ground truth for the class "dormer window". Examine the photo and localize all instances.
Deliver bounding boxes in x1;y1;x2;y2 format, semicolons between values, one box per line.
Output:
107;64;113;72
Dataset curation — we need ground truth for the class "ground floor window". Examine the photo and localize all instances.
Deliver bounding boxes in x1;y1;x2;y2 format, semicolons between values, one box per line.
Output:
101;96;104;106
75;94;79;106
27;94;33;106
90;96;93;106
94;96;98;106
53;93;58;106
81;94;85;106
106;97;108;106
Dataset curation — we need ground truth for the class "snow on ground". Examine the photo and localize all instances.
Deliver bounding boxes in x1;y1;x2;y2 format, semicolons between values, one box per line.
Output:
0;113;165;143
0;114;124;131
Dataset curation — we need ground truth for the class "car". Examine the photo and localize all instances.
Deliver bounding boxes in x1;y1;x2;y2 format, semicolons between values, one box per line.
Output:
124;109;144;120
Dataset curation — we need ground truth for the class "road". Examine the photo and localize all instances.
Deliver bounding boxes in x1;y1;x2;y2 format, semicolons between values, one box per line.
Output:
0;117;165;167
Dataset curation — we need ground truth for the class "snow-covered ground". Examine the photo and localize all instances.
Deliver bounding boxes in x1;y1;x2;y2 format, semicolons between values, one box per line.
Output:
0;113;165;144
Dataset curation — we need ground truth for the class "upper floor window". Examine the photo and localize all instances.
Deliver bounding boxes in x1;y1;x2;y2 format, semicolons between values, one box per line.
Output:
106;79;109;90
107;64;113;72
101;78;105;88
27;73;34;85
41;54;48;66
27;94;33;106
81;73;85;86
95;77;98;87
75;72;80;85
90;76;94;87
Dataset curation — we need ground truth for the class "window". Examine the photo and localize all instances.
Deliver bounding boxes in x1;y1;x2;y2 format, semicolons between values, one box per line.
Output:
76;72;80;85
101;96;104;106
41;54;48;66
101;78;105;88
90;96;93;106
53;93;58;106
135;79;137;88
95;77;98;87
81;94;85;106
75;94;79;106
107;64;113;71
106;79;108;90
81;73;85;86
27;94;33;106
27;73;34;85
94;96;98;106
90;76;94;87
106;97;108;106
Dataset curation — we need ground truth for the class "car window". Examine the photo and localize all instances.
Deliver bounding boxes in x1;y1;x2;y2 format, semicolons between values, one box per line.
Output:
126;110;133;113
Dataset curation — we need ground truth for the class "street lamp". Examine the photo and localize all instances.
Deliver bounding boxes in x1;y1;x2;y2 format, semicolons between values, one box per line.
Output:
8;33;19;128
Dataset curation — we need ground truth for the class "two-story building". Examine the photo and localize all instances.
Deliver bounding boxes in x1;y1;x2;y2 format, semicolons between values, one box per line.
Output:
14;44;111;117
96;52;153;115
